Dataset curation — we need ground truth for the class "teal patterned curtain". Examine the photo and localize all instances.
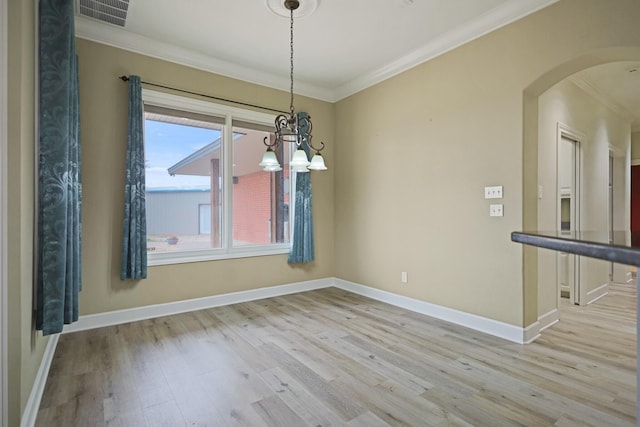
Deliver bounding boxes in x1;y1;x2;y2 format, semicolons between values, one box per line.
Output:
37;0;82;335
120;76;147;280
288;112;315;263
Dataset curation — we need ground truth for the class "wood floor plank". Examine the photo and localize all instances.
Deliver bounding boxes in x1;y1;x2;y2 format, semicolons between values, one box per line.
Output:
258;367;347;427
142;400;186;427
346;411;392;427
259;342;367;421
36;283;636;426
251;394;307;427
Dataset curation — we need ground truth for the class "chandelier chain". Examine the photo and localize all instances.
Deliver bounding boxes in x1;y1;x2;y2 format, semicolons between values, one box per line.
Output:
289;7;295;115
259;0;327;172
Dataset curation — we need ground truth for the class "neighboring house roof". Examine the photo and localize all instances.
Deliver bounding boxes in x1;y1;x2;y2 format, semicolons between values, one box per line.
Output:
167;138;221;176
167;129;272;177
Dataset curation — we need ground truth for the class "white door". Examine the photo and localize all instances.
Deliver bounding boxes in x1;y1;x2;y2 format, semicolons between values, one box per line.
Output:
609;153;614;281
558;135;580;305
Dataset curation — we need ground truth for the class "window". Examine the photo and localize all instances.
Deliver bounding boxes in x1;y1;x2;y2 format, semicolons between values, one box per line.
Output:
143;90;293;265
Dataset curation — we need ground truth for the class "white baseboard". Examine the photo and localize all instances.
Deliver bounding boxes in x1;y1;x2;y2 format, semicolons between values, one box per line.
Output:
20;334;59;427
62;276;540;344
626;271;635;283
63;278;333;334
26;275;542;425
538;308;559;332
332;278;531;344
523;321;541;344
586;283;609;305
24;279;332;426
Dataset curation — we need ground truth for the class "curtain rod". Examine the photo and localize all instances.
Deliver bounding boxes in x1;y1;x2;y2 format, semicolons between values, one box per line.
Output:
119;76;287;115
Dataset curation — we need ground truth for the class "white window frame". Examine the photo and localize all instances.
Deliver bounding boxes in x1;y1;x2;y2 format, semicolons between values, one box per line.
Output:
142;89;293;266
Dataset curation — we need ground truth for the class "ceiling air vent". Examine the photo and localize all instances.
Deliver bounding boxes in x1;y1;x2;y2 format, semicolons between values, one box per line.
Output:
78;0;129;27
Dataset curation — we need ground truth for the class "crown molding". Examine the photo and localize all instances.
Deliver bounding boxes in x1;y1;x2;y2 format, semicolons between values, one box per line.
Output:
332;0;560;100
569;75;636;124
74;15;334;102
76;0;559;103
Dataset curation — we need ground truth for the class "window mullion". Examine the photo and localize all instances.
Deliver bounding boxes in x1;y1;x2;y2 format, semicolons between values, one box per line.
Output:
222;114;234;251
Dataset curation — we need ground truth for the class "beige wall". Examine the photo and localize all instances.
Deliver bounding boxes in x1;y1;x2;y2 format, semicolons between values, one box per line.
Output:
8;0;640;423
7;0;49;424
537;78;631;318
334;0;640;327
76;39;334;316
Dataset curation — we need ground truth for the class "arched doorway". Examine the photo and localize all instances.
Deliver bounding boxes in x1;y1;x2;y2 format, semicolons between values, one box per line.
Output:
522;47;640;422
521;47;640;332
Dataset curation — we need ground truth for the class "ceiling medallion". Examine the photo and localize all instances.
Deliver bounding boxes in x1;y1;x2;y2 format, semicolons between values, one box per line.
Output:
265;0;318;18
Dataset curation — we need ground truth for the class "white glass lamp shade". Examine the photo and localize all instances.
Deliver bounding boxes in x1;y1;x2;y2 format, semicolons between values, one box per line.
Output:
259;149;280;168
290;148;310;173
308;153;327;170
263;164;282;172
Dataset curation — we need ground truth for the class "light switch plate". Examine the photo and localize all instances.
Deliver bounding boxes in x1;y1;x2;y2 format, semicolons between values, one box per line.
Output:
484;186;503;199
490;204;504;217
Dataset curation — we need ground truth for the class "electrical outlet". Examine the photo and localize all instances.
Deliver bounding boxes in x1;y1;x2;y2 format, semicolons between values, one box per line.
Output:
484;186;503;199
490;204;504;217
401;272;408;283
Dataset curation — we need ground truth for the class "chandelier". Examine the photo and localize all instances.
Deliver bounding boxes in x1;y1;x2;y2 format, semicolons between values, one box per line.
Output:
259;0;327;173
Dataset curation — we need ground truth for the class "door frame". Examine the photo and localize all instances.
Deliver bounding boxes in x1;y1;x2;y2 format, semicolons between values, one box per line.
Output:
609;151;615;281
556;123;584;305
608;144;629;283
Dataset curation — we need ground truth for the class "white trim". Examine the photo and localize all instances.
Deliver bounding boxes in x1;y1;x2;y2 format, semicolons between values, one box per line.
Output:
333;0;561;101
148;246;292;267
523;321;541;344
60;277;542;343
141;88;294;267
75;0;559;103
538;308;560;332
631;159;640;167
569;75;636;123
608;144;625;159
0;0;7;422
556;123;585;305
60;277;546;342
19;335;59;427
626;270;635;283
586;283;609;305
27;276;545;424
62;278;332;333
332;278;533;344
74;16;331;102
142;88;277;124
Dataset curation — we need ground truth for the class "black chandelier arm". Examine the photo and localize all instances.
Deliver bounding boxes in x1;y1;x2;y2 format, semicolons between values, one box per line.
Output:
259;0;327;172
307;138;325;153
275;114;291;132
263;136;278;149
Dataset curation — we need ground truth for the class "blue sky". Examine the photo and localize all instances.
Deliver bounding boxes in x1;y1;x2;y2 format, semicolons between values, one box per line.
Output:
145;119;220;189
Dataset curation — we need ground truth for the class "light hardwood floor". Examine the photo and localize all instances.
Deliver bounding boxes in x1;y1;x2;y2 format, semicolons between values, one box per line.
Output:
36;283;636;426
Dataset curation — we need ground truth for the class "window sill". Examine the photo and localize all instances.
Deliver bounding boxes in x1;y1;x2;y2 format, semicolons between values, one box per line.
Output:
148;244;291;266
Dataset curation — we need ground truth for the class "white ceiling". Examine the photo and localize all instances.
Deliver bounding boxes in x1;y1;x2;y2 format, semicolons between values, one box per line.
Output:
570;62;640;132
75;0;640;129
